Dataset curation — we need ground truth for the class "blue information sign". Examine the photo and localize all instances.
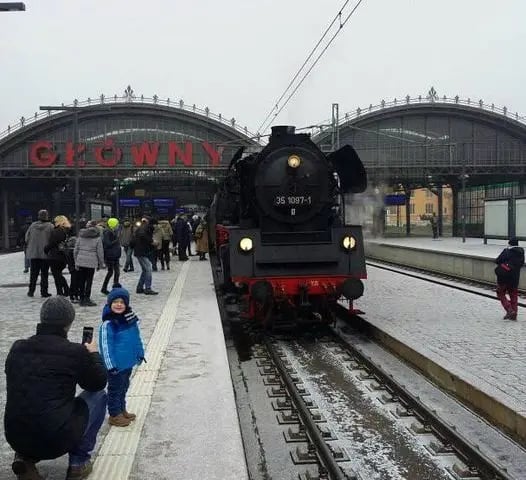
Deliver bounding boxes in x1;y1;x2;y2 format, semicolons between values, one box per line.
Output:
384;194;407;206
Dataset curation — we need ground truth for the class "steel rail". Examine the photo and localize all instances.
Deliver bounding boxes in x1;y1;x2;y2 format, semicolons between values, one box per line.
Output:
264;338;350;480
366;260;526;307
334;305;514;480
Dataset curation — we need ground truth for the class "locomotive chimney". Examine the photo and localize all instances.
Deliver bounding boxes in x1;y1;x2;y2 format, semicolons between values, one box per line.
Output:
270;125;295;138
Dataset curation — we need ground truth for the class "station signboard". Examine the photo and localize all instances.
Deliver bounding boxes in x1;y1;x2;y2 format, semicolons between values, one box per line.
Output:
384;194;407;206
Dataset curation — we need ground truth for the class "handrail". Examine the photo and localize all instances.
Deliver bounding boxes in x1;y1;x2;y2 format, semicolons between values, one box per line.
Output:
311;91;526;137
0;91;261;143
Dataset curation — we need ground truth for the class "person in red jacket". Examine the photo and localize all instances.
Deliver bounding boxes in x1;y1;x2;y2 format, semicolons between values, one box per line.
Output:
4;297;107;480
495;237;525;320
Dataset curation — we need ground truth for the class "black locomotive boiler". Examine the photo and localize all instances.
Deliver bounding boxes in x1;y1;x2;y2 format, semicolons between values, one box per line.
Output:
213;125;367;329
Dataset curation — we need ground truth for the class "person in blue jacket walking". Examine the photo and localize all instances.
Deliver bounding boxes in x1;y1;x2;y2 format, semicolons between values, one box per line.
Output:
99;284;145;427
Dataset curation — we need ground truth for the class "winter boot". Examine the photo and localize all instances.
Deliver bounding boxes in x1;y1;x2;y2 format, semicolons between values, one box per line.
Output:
12;454;43;480
80;298;97;307
144;288;159;295
123;410;137;421
65;460;93;480
166;262;170;270
108;414;131;427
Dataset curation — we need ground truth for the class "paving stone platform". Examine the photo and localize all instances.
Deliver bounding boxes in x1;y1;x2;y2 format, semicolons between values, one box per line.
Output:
0;252;247;479
356;263;526;441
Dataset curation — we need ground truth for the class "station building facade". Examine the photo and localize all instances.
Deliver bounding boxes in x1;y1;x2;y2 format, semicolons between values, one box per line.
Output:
314;92;526;237
0;91;257;249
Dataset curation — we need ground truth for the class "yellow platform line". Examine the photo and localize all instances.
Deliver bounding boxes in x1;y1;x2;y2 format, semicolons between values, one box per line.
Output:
90;261;190;479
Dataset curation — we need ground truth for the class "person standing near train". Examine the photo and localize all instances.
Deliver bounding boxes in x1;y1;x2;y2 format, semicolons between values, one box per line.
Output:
495;237;524;320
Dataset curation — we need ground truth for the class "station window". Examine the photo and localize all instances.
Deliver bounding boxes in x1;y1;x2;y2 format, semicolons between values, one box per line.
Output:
443;207;448;214
425;203;434;214
410;203;415;214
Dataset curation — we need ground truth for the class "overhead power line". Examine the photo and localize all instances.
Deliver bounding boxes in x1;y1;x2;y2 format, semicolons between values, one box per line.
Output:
256;0;351;134
257;0;365;135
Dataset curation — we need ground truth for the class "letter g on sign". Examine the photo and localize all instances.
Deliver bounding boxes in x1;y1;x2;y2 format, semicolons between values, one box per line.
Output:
29;141;57;167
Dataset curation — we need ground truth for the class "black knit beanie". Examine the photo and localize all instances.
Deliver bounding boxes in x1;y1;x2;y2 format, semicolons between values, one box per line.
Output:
40;297;76;327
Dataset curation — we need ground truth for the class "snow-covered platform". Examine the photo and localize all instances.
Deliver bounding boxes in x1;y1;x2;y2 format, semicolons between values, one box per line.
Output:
364;236;526;289
0;253;248;480
356;243;526;444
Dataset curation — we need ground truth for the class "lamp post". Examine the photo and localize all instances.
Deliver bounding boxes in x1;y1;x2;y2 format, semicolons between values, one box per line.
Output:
0;2;25;11
39;104;111;234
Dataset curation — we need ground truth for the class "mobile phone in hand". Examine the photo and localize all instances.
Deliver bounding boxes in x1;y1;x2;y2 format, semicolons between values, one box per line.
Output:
82;326;94;344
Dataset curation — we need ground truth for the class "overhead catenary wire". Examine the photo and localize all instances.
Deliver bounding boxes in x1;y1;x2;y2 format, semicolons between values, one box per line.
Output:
256;0;351;134
257;0;365;135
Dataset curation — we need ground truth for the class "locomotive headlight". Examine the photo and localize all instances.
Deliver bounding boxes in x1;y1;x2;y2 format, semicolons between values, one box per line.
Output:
287;155;301;168
342;235;357;251
239;237;254;252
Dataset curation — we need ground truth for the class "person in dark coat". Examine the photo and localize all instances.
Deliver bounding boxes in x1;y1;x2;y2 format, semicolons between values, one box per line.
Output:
25;209;54;298
132;218;158;295
174;216;190;261
65;225;82;303
495;237;525;320
101;218;122;295
4;297;107;480
430;212;438;239
45;215;71;297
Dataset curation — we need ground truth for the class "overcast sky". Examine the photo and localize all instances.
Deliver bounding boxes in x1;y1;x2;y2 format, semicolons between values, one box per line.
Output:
1;0;525;136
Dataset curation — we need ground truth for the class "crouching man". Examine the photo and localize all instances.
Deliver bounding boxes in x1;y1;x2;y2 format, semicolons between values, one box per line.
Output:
4;297;108;480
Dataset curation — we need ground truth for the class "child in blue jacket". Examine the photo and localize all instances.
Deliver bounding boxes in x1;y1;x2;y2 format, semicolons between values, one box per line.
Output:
99;284;145;427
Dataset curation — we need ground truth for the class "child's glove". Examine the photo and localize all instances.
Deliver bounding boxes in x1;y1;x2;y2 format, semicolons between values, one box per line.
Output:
124;309;138;323
108;368;119;376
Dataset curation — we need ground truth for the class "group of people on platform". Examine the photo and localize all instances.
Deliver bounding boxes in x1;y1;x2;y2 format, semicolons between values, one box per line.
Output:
19;210;209;306
5;209;212;480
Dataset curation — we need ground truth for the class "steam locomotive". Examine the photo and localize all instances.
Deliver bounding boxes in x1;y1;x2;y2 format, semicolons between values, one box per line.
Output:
212;126;367;329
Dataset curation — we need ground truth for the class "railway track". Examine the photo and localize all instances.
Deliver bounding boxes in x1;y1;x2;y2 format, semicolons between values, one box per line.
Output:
259;324;526;480
366;259;526;306
216;256;526;479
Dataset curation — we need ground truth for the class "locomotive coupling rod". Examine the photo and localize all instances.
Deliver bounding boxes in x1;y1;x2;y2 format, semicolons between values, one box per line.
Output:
264;339;350;480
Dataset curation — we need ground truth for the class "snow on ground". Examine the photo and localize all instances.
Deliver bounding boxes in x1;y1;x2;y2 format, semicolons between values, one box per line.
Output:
355;266;526;411
366;236;510;259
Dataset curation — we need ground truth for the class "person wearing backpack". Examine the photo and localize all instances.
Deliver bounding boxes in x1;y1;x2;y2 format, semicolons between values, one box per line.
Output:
495;237;525;320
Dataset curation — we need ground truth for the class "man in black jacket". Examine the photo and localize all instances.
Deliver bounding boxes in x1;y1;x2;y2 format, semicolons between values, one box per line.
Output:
495;237;525;320
101;217;122;295
4;297;108;480
132;217;158;295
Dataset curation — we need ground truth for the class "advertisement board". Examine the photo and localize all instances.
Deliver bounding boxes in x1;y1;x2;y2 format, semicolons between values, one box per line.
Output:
484;200;508;237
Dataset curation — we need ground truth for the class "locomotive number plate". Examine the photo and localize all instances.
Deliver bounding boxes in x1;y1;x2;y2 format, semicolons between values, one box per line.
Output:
273;195;312;206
